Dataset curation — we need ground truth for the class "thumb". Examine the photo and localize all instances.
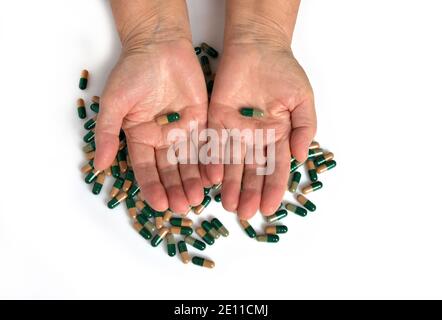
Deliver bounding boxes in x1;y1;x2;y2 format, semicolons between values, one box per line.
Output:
290;97;317;163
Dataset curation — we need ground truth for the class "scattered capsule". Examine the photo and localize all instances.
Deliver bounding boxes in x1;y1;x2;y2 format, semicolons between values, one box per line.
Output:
297;194;316;212
154;211;164;229
84;168;101;184
169;217;193;227
316;160;337;174
214;193;221;202
265;225;288;234
314;152;334;167
110;177;124;198
83;116;96;130
302;181;323;194
194;47;202;55
266;209;288;224
169;226;193;236
92;172;105;195
90;96;100;113
136;213;156;233
309;141;320;150
285;203;308;217
122;170;134;192
81;160;94;174
135;200;153;218
151;227;169;247
288;171;302;193
111;158;120;178
126;197;137;219
193;195;211;215
76;98;87;119
163;209;173;223
134;221;152;240
239;107;264;118
82;141;96;153
211;218;229;237
177;241;191;264
184;235;206;251
308;148;324;159
239;220;256;239
127;184;140;198
201;42;218;58
307;159;318;182
196;227;215;245
79;69;88;90
256;234;280;243
166;233;176;257
117;150;128;174
204;187;211;196
202;220;221;239
290;158;303;173
155;112;180;125
83;129;95;143
192;256;215;269
200;55;212;76
107;191;128;209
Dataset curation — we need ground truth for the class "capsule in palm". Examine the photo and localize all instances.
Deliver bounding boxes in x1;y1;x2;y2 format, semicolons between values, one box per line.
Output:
76;98;87;119
211;218;229;237
307;159;318;182
166;233;176;257
151;227;169;247
265;225;288;234
135;200;153;218
107;191;128;209
90;96;100;113
169;226;193;236
290;157;303;173
202;220;221;239
201;42;218;58
135;213;156;233
109;177;124;198
92;172;105;195
288;171;302;192
134;221;152;240
126;197;137;219
285;203;307;217
200;55;212;76
79;69;88;90
256;234;280;243
192;256;215;269
297;194;316;212
83;116;96;130
169;217;193;227
155;112;180;125
302;181;323;194
266;209;288;224
309;141;320;150
122;170;134;192
316;160;337;174
83;129;95;143
177;241;191;264
196;227;215;245
193;195;211;215
85;168;101;184
184;235;206;251
81;160;94;174
240;107;264;118
111;158;120;178
239;220;256;239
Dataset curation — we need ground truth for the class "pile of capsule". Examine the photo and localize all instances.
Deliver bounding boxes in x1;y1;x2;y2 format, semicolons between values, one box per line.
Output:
76;42;337;269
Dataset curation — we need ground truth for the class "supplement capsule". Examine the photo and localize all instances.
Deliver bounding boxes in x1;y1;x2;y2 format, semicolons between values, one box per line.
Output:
302;181;323;194
239;107;264;118
151;227;169;247
155;112;180;125
169;226;193;236
256;234;280;243
126;197;137;219
82;141;96;153
127;184;140;198
214;193;221;202
285;203;307;217
85;168;101;184
135;200;153;218
211;218;229;237
307;159;318;182
309;141;320;150
116;151;127;174
83;129;95;143
266;209;288;224
136;213;156;233
184;235;206;251
111;158;120;178
196;227;215;245
203;187;211;196
200;55;212;76
81;160;94;174
154;211;164;229
77;98;87;119
288;171;302;193
90;96;100;113
104;167;112;176
110;177;124;198
169;217;193;227
107;191;128;209
192;256;215;269
308;148;324;159
122;170;134;192
316;160;337;174
297;194;316;212
202;221;221;239
79;69;89;90
201;42;219;58
92;172;105;194
239;220;256;239
177;241;191;264
193;195;211;215
290;158;303;173
194;47;202;55
83;116;96;130
314;152;334;167
163;209;173;222
265;225;288;234
134;221;152;240
166;233;176;257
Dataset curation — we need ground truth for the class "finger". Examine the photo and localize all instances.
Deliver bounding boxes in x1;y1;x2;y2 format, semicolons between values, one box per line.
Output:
156;147;190;214
260;139;291;215
290;98;317;162
127;140;168;212
199;164;212;188
204;116;225;185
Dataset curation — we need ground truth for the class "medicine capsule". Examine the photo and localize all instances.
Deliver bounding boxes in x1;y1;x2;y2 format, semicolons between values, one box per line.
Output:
266;209;288;224
211;218;229;237
193;195;211;215
204;187;211;196
85;150;95;160
214;193;221;202
285;203;307;217
154;211;164;229
79;69;88;90
169;217;193;227
163;209;173;222
177;241;190;264
316;160;337;174
110;177;124;198
155;112;180;125
83;129;95;143
82;141;96;153
136;213;156;233
196;227;215;245
212;182;222;191
122;170;134;192
107;191;128;209
307;159;318;182
192;256;215;269
85;168;101;184
169;226;193;236
127;184;140;198
133;221;152;240
290;158;303;173
309;141;320;150
166;233;176;257
81;160;94;174
104;167;112;176
302;181;323;194
83;116;96;130
184;235;206;251
308;148;324;159
135;200;153;218
194;46;202;55
126;197;137;219
92;172;105;195
111;158;120;178
314;152;334;167
239;220;256;239
288;171;302;193
90;96;100;113
201;42;218;58
239;107;264;118
76;98;87;119
265;225;288;234
200;55;212;76
256;234;280;243
117;150;128;174
151;227;169;247
297;194;316;212
202;221;221;239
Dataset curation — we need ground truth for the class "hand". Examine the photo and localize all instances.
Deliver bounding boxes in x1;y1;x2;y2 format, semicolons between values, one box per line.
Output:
206;43;316;219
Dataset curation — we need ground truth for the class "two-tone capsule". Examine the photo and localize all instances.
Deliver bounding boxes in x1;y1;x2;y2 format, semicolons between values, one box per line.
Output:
81;160;94;174
122;170;134;192
85;168;101;184
309;141;320;150
288;171;301;193
90;96;100;113
297;194;316;212
239;220;256;238
84;116;96;130
178;241;191;264
193;195;211;215
302;181;323;194
201;42;218;58
200;55;212;76
151;227;169;247
111;158;120;178
265;225;288;234
169;217;193;227
127;184;140;198
92;172;105;194
169;226;193;236
77;98;87;119
155;112;180;125
107;191;128;209
184;236;206;251
202;221;221;239
314;152;334;167
211;218;229;237
196;227;215;245
166;233;176;257
163;209;173;223
266;209;288;224
117;150;128;174
134;221;152;240
316;160;337;174
135;200;153;218
285;203;307;217
308;148;323;159
110;177;124;198
82;141;96;153
153;211;164;229
256;234;280;243
79;70;88;90
83;129;95;143
126;197;137;219
306;159;318;182
290;158;303;173
136;213;156;234
192;256;215;269
240;107;264;118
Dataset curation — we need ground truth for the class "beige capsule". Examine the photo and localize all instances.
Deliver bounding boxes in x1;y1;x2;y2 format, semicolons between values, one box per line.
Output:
122;178;132;193
180;250;190;264
81;161;93;174
104;167;112;176
127;207;137;220
155;216;164;229
309;141;320;150
91;95;100;104
163;209;173;222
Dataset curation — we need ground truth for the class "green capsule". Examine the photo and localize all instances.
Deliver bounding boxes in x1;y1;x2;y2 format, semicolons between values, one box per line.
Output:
285;203;307;217
155;112;180;125
214;193;221;202
211;218;229;237
201;42;218;58
92;172;105;195
204;187;211;195
169;217;193;227
265;225;288;234
83;129;95;143
200;55;212;76
151;227;169;247
177;241;190;264
196;227;215;245
125;197;136;217
90;96;100;113
290;157;303;173
81;159;94;174
107;192;128;209
192;256;215;269
288;171;302;193
202;221;221;239
134;222;152;240
170;226;193;236
256;234;280;243
127;184;140;198
302;181;323;194
77;98;87;119
82;140;96;153
83;117;96;130
266;209;288;224
239;220;256;239
166;233;176;257
308;148;324;159
239;107;264;118
184;235;206;251
136;201;154;218
111;158;120;178
317;160;337;174
194;46;202;55
79;70;88;90
110;177;124;198
297;194;316;212
307;159;318;182
85;169;101;184
136;213;156;233
193;195;211;215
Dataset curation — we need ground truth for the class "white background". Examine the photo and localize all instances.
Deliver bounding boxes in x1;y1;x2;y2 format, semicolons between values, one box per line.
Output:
0;0;441;299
